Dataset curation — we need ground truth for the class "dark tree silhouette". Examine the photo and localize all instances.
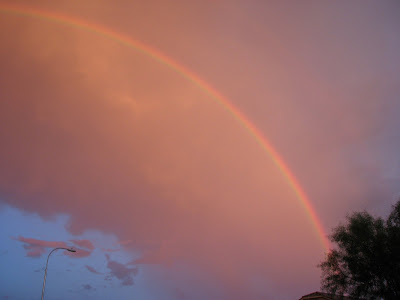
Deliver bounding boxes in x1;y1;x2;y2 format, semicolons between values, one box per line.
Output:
319;200;400;299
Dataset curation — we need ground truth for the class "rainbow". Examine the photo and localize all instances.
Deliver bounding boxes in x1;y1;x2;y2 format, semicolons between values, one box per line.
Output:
0;3;330;251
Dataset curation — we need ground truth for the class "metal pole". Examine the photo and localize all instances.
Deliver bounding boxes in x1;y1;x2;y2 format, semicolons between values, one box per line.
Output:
41;247;76;300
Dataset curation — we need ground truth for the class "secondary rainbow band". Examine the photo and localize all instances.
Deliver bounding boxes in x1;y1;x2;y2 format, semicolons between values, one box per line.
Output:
0;3;330;251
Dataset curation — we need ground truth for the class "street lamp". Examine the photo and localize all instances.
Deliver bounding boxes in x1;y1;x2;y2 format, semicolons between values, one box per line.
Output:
41;247;76;300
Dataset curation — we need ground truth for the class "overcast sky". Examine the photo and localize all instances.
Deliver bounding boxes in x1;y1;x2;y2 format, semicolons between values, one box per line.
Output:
1;1;399;299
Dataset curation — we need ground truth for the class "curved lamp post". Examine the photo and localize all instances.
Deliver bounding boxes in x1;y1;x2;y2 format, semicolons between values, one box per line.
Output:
41;247;76;300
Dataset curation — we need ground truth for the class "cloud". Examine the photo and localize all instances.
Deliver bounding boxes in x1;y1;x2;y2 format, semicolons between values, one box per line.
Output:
106;255;138;286
14;236;68;258
15;236;68;249
14;236;93;258
130;246;172;266
118;240;132;246
23;245;46;258
101;248;120;253
65;248;92;258
86;265;102;275
70;239;95;251
1;1;400;299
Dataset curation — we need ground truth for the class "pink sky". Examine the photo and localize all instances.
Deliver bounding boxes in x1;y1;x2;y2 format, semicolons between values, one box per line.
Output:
1;1;400;299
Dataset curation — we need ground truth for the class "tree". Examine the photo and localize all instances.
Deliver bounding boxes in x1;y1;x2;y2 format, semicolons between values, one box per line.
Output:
319;200;400;299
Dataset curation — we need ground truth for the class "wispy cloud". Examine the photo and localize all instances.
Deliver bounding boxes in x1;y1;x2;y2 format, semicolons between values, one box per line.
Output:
105;254;138;286
65;248;92;258
14;236;68;258
70;239;95;251
14;236;93;258
86;265;102;275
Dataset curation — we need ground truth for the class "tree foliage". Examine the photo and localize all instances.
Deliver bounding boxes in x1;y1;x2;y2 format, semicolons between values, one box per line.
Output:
319;200;400;299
